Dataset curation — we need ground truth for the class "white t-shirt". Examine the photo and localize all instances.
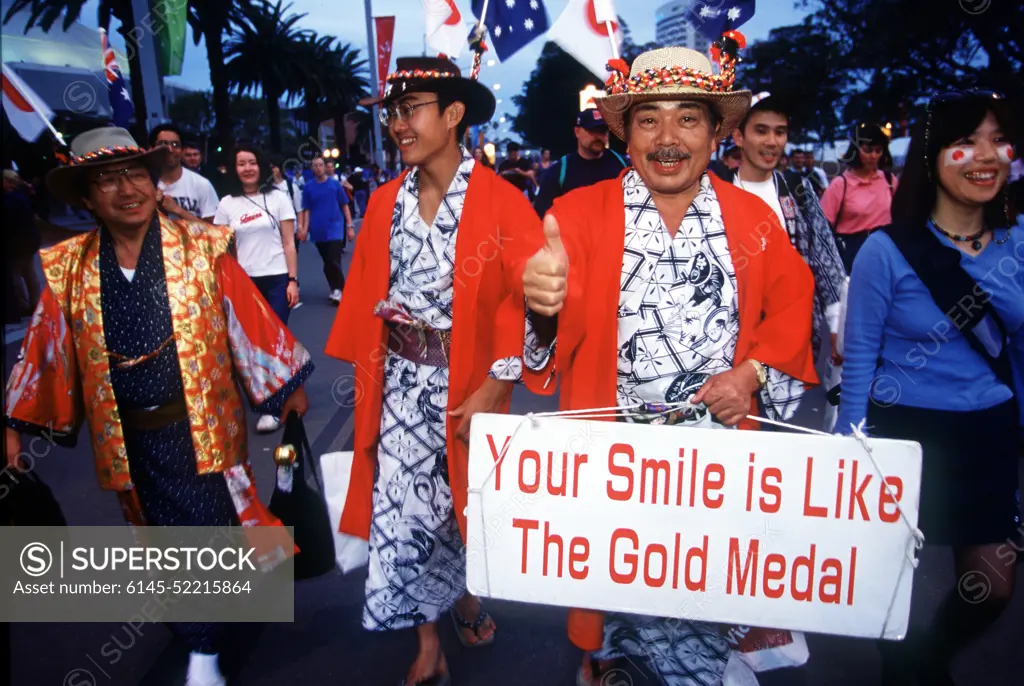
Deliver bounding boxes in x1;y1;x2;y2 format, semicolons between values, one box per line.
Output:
273;179;303;212
213;189;296;277
732;175;786;229
158;167;220;221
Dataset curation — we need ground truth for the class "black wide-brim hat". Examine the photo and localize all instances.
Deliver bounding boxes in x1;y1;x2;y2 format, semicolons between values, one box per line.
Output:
361;56;496;127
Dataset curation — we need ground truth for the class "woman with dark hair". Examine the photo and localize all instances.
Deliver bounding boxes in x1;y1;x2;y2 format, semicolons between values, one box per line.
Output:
214;144;299;433
836;90;1021;684
821;123;899;272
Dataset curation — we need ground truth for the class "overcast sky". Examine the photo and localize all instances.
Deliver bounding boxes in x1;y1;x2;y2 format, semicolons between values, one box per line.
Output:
86;0;809;126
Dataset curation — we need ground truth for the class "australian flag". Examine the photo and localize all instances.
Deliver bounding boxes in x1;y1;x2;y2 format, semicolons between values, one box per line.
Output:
692;0;755;42
101;29;133;128
471;0;549;63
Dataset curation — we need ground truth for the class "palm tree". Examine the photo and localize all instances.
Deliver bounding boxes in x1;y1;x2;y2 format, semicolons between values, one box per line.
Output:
4;0;147;139
224;0;310;153
186;1;245;152
294;35;370;166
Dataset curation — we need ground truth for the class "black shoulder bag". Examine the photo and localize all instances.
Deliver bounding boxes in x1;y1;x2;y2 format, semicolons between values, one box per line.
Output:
884;223;1014;388
268;413;337;580
828;223;1014;408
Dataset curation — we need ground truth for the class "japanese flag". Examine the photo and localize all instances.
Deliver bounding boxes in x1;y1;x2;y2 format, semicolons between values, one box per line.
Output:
2;63;53;143
549;0;623;80
425;0;467;59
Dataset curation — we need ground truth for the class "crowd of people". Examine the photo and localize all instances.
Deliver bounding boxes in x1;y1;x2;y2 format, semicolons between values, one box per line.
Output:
3;35;1023;686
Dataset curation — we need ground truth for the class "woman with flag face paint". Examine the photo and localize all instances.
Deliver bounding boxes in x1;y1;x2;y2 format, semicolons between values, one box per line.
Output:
837;90;1021;685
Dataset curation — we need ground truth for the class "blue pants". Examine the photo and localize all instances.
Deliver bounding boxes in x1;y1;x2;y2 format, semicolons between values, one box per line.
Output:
355;190;368;218
251;273;290;326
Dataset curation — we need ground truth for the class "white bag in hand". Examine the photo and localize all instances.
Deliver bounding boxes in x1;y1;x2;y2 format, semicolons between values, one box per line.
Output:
320;450;369;574
823;277;850;433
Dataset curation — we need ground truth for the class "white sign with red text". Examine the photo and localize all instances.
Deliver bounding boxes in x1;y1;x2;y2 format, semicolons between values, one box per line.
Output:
465;414;923;640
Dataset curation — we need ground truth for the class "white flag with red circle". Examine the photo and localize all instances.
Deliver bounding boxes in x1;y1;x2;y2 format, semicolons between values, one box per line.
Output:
1;63;53;142
549;0;623;80
425;0;467;59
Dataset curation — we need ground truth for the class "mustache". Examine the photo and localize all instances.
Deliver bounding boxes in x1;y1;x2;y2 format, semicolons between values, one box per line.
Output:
647;147;691;162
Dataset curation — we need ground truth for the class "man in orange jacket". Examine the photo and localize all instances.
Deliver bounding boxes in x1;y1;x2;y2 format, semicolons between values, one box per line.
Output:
324;56;539;686
517;46;819;685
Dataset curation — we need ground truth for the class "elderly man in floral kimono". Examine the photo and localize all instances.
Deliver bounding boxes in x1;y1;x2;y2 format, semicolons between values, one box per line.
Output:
4;127;312;686
515;46;819;686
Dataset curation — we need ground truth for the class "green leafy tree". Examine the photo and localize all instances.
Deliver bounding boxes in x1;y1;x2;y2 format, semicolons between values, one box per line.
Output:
737;17;848;146
511;42;599;157
225;0;310;153
168;90;214;136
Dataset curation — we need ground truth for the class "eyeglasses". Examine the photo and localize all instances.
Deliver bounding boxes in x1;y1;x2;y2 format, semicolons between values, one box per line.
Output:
379;100;439;126
155;140;182;149
91;167;152;193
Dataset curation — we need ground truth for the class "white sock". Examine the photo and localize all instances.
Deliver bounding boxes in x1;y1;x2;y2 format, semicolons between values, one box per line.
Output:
187;652;223;684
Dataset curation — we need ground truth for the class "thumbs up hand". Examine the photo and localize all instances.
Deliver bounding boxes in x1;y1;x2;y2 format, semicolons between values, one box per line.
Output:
524;214;569;317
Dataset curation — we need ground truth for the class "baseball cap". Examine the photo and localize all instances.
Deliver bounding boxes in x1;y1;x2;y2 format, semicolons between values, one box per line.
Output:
576;109;609;131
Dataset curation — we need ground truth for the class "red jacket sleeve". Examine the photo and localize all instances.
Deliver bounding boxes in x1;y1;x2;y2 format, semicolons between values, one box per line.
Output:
4;287;82;442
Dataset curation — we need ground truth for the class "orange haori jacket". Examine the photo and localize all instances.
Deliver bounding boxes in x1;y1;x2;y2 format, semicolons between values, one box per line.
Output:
4;215;313;524
324;163;541;542
503;171;820;651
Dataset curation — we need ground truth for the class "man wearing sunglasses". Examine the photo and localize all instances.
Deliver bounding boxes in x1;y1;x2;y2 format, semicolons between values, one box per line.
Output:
149;123;219;223
4;126;312;686
324;56;541;686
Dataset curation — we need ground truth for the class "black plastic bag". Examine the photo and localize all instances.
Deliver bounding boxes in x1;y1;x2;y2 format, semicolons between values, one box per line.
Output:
0;468;67;527
268;413;336;580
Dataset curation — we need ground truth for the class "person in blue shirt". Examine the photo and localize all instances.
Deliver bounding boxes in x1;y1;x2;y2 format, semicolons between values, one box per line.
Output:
300;155;354;303
837;89;1021;685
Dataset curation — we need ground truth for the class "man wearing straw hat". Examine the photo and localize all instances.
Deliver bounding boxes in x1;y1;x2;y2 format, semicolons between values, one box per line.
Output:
324;56;540;685
513;44;819;685
4;126;312;686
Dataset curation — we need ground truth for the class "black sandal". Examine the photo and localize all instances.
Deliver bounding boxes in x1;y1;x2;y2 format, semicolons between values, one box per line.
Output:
449;605;495;648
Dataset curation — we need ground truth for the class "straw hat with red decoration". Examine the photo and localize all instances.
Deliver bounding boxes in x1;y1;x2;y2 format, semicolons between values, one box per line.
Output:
595;31;752;142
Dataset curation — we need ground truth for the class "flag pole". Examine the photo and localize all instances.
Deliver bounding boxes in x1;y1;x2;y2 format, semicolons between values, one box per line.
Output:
5;65;68;147
468;0;491;81
604;21;619;60
364;0;385;170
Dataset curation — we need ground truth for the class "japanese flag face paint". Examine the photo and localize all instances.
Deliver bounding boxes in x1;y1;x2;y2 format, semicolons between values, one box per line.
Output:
944;146;975;166
996;143;1014;164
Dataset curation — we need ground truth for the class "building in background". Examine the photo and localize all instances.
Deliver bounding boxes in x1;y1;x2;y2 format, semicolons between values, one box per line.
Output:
655;1;711;52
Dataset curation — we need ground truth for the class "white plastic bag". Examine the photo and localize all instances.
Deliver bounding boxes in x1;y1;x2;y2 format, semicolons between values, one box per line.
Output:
823;277;850;433
721;627;810;686
320;450;369;574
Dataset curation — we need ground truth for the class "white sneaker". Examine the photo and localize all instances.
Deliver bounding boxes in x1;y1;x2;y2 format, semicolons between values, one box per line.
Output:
329;289;342;304
256;415;280;433
185;652;226;686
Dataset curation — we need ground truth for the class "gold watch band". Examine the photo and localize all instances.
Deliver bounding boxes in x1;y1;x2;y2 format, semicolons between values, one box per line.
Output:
748;359;768;388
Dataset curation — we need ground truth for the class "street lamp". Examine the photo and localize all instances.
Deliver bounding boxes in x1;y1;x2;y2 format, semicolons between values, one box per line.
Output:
493;83;501;91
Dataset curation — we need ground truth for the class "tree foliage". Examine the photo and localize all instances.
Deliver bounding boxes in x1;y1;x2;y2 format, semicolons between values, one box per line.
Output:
740;0;1023;145
737;17;847;145
511;41;597;156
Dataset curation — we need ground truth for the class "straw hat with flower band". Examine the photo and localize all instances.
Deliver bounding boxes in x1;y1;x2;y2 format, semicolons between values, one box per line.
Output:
360;56;496;128
595;32;752;143
45;126;168;208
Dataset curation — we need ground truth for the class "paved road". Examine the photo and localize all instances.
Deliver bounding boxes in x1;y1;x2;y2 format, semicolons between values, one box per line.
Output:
4;234;1022;686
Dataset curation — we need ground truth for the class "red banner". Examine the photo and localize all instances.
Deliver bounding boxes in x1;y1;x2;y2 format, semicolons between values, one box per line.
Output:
375;16;396;99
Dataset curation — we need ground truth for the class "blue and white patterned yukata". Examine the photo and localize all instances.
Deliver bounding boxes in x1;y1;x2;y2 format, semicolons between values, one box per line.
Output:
363;150;519;632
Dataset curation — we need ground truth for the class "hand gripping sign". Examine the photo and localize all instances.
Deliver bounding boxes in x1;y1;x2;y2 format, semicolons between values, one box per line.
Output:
465;413;923;641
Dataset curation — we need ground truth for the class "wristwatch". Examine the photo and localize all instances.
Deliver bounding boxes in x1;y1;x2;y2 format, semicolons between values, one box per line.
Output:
748;359;768;388
288;276;299;286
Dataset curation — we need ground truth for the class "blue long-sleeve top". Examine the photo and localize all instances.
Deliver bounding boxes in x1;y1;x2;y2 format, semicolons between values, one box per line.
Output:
835;221;1024;434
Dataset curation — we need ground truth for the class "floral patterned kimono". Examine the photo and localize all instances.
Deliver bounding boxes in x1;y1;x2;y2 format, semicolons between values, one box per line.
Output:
5;215;313;651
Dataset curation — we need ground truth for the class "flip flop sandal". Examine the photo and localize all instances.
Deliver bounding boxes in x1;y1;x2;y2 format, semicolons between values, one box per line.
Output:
575;657;621;686
399;672;451;686
450;606;495;648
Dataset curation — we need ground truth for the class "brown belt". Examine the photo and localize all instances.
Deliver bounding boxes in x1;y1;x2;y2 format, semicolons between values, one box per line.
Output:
387;325;451;368
120;398;189;431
